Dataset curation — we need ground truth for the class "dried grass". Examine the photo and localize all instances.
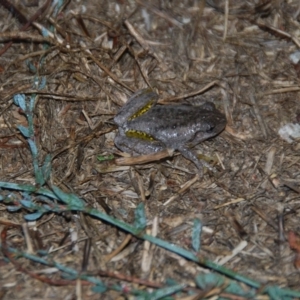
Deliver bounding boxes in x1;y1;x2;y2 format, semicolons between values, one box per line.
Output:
1;0;300;299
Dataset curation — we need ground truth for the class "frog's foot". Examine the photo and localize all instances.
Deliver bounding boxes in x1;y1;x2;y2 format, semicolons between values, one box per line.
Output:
114;133;165;156
177;146;216;175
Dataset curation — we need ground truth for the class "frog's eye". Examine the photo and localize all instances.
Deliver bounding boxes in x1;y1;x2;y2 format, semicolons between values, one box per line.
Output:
206;123;215;132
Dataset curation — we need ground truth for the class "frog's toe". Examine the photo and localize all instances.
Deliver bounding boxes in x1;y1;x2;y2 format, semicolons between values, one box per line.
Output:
177;146;219;175
176;146;203;173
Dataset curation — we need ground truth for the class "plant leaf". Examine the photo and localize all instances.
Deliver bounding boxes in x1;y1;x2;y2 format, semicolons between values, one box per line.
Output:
28;139;38;156
195;273;224;290
134;203;147;231
24;211;44;220
52;186;85;210
18;125;30;138
192;218;202;252
7;205;22;212
42;154;52;182
13;94;26;111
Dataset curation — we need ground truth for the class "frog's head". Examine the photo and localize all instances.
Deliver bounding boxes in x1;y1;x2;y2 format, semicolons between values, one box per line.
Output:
189;109;226;146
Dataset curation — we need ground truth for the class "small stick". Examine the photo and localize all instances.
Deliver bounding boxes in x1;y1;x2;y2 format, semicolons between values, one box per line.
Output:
249;93;268;138
104;234;132;262
255;19;300;48
0;0;52;56
163;174;199;206
0;31;53;43
223;0;229;41
135;0;183;28
124;19;167;70
159;81;218;103
115;149;174;166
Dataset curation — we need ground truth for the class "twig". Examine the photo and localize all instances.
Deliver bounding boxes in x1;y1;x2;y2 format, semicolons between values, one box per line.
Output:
223;0;229;41
163;174;199;206
160;81;218;103
115;149;174;166
249;93;268;138
1;226;91;286
86;52;134;92
0;0;52;56
0;31;53;43
255;19;300;48
105;234;132;262
135;0;183;29
251;205;278;231
124;19;168;71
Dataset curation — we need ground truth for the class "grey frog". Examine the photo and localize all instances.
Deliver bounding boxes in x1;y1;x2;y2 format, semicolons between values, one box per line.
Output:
114;89;226;173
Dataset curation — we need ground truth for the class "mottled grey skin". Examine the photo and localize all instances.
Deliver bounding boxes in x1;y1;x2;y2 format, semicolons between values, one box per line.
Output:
114;89;226;172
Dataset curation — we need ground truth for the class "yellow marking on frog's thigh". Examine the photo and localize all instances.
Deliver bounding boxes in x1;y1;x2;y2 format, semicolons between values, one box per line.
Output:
125;129;155;141
129;100;155;120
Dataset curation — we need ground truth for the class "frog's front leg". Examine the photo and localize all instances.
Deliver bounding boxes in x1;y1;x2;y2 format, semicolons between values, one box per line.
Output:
177;145;215;175
115;130;166;156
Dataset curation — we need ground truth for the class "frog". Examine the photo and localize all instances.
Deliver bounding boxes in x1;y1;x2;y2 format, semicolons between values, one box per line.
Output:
114;88;226;173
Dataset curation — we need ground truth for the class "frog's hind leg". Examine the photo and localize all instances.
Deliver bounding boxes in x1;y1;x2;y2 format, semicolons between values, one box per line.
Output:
114;89;158;126
177;146;215;175
114;133;165;156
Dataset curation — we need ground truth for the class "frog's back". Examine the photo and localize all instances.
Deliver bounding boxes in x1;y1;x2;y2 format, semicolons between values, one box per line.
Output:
127;104;226;147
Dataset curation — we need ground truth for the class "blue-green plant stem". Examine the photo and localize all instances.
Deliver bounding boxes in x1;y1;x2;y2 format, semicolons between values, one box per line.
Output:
1;181;299;297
